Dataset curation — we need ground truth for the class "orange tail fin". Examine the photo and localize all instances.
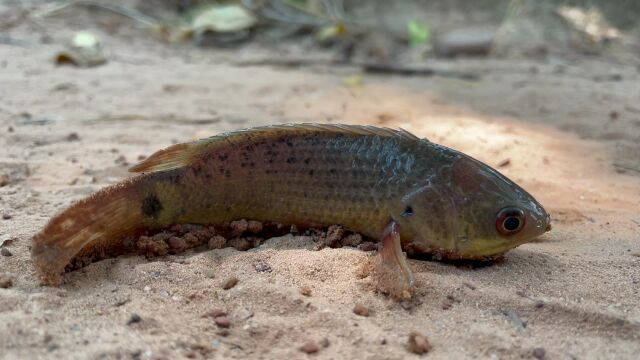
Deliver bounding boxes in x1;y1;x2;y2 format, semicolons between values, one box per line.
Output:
32;178;146;285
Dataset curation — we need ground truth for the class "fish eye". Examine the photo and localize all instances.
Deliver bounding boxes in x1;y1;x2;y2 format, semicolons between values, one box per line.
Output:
496;207;525;235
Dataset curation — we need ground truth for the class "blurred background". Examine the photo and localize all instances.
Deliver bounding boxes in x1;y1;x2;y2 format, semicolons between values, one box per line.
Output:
2;2;640;360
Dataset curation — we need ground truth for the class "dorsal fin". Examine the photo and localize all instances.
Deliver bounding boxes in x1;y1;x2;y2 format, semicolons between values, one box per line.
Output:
129;123;423;173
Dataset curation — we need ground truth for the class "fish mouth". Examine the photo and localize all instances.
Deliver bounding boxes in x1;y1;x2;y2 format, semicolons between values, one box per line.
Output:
544;213;552;232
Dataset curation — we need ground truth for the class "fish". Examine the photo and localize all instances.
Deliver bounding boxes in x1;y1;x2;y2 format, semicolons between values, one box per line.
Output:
32;123;551;286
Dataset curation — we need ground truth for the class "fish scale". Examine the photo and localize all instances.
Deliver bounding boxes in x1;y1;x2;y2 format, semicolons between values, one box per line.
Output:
169;132;420;237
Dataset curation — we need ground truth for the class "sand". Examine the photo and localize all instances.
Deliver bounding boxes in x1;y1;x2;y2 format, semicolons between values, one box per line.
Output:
1;6;640;360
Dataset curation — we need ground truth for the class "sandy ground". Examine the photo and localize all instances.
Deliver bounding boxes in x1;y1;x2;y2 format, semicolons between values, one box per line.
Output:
2;7;640;360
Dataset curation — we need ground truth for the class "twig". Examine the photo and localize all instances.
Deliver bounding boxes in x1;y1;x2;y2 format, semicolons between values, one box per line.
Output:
233;57;480;80
362;63;479;80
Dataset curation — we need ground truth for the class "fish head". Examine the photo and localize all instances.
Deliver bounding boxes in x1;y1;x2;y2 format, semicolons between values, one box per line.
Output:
399;152;551;258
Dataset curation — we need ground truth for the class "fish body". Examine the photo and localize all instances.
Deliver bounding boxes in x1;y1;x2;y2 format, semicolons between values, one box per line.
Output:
32;124;550;284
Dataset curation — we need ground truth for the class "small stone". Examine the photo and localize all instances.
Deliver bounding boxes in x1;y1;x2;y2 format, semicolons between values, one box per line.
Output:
319;338;330;348
324;225;344;248
254;262;271;273
532;347;546;359
341;233;363;247
213;316;230;328
0;248;12;257
407;331;431;355
299;341;320;354
299;286;312;297
442;295;456;310
2;213;12;220
247;220;263;234
168;236;187;251
0;276;13;288
534;301;545;309
230;219;249;236
353;303;370;317
238;308;254;320
203;269;216;279
222;276;238;290
208;235;226;249
497;158;511;168
66;132;80;141
127;313;142;325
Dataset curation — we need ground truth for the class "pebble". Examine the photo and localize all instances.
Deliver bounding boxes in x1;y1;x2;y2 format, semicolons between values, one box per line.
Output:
442;297;454;310
407;331;431;355
254;262;272;273
497;158;511;168
247;220;263;233
319;338;330;348
208;235;226;250
1;248;12;257
213;316;231;328
168;236;187;250
66;132;80;141
532;347;546;359
127;313;142;325
222;276;238;290
0;276;13;288
299;341;320;354
2;213;12;220
353;303;370;317
300;286;312;297
203;269;216;279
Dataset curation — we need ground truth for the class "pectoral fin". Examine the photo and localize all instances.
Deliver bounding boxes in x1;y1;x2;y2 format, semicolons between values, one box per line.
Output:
379;221;415;289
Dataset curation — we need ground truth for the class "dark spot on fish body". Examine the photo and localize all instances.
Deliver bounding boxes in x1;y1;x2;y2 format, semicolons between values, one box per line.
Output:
141;193;163;219
190;164;203;177
164;172;183;186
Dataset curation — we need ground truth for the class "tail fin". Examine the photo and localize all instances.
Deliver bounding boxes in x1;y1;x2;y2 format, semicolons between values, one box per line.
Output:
32;178;145;285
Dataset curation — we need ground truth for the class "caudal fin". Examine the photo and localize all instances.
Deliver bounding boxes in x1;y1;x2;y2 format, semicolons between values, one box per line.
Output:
32;178;145;285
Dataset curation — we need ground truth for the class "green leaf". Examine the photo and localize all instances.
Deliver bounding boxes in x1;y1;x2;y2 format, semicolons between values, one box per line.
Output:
407;19;430;47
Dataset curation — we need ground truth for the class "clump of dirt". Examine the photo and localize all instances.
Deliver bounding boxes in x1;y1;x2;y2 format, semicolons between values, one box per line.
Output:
407;331;431;355
309;225;366;249
353;303;370;317
0;275;13;289
63;220;377;279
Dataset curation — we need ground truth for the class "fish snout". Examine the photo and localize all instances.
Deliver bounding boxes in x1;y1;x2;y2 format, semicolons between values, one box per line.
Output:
545;213;552;232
